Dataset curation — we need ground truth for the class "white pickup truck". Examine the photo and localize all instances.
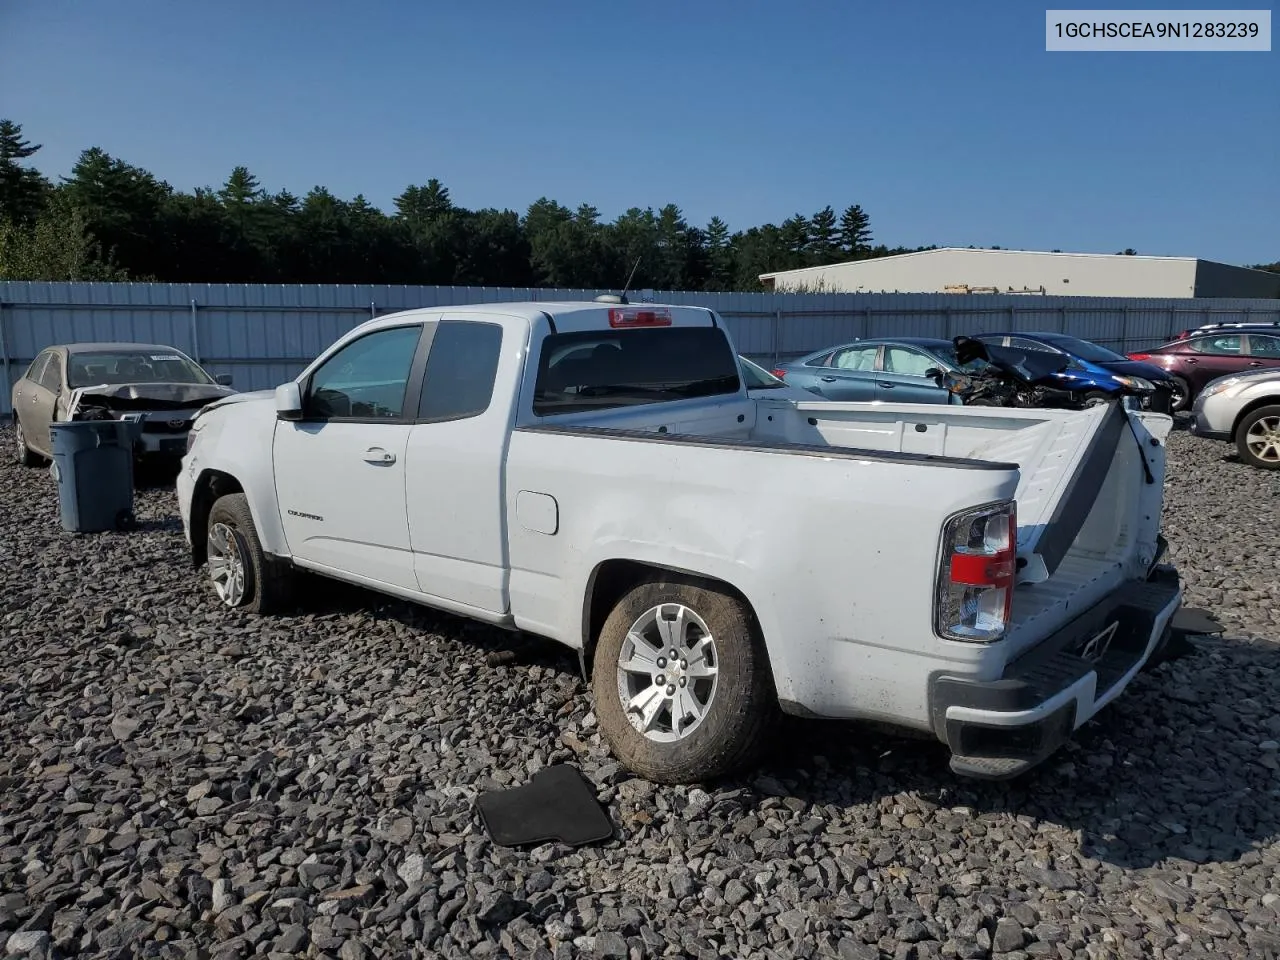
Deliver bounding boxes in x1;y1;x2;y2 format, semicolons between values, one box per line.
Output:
177;299;1182;784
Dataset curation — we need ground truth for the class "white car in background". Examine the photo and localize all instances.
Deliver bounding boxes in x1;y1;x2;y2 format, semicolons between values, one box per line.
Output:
1190;369;1280;470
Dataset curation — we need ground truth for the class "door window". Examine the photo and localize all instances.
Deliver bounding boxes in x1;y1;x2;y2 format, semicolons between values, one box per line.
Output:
1188;335;1242;355
306;325;423;420
882;347;937;377
1247;334;1280;358
25;353;51;386
418;321;504;422
38;354;63;393
830;345;879;371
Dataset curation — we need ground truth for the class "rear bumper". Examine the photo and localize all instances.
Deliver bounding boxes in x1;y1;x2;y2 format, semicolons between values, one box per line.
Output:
929;565;1182;779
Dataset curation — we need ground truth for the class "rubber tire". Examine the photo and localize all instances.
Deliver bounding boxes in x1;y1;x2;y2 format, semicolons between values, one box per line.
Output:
1235;404;1280;471
1168;375;1192;413
207;493;293;614
591;575;780;784
13;418;40;467
1081;391;1112;408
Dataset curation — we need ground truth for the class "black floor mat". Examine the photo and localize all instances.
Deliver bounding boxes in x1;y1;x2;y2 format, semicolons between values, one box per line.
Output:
476;764;615;848
1171;607;1224;636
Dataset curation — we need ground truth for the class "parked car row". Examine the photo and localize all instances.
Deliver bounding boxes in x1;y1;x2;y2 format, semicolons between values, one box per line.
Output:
771;331;1176;411
1125;321;1280;411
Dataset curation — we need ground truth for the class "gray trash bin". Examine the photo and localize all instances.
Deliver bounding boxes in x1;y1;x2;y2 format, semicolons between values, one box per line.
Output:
49;420;140;533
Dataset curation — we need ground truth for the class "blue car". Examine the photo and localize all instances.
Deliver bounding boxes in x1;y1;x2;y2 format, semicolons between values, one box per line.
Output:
772;337;986;404
973;332;1176;411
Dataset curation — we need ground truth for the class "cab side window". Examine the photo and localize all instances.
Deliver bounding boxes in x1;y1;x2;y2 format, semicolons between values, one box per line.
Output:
418;321;504;422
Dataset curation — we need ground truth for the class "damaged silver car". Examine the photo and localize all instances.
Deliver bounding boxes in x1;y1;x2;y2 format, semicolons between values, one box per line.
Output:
11;342;236;466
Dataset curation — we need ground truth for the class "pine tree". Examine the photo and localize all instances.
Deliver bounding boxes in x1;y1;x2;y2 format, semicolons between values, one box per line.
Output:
810;205;840;263
0;119;52;224
704;216;733;290
839;204;872;257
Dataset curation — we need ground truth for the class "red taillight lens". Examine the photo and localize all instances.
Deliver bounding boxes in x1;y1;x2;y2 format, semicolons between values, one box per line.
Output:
935;500;1017;643
608;307;672;328
1127;352;1152;361
771;368;787;379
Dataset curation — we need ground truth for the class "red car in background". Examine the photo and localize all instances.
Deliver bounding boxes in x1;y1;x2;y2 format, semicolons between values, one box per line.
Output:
1127;322;1280;411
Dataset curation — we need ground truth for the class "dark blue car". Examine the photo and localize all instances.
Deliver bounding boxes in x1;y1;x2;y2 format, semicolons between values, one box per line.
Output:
772;337;986;404
973;332;1176;410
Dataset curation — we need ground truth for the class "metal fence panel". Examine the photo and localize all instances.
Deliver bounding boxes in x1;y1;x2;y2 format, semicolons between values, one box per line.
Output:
1;281;1277;414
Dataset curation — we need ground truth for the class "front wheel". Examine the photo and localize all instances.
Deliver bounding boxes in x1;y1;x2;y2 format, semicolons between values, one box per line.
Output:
206;493;292;614
13;418;40;467
1167;375;1192;413
1236;405;1280;470
591;575;779;784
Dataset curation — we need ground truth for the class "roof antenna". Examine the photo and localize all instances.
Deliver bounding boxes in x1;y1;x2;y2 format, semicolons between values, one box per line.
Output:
594;256;642;305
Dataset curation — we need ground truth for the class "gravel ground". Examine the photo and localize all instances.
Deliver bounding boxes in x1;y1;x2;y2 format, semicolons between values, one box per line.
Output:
0;421;1277;960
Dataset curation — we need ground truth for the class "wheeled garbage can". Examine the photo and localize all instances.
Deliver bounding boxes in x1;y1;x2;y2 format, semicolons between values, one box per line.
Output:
48;420;140;533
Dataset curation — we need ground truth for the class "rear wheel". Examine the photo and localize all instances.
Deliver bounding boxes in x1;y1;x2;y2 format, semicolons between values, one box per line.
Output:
206;493;292;614
1236;405;1280;470
1167;375;1192;412
591;574;779;784
12;418;40;467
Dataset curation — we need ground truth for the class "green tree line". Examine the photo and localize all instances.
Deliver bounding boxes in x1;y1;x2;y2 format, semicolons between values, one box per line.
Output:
0;119;930;289
2;119;1273;288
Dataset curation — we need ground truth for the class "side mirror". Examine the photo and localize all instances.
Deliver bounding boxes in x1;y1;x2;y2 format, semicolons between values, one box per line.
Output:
924;367;943;381
275;382;303;421
215;373;234;386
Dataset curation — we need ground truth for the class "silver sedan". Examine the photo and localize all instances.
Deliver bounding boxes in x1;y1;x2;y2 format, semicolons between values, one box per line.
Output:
1190;369;1280;470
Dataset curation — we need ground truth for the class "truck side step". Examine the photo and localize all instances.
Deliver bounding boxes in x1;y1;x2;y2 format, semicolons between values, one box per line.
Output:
948;754;1035;780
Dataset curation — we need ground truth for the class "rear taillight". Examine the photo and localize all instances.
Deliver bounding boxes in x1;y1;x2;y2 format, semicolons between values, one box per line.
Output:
1127;352;1152;361
935;500;1017;643
771;368;787;379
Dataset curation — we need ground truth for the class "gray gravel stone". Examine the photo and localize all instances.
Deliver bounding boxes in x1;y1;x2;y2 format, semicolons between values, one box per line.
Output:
0;421;1276;960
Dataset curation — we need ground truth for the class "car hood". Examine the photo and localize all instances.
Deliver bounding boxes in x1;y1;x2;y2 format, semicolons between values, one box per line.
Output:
1207;368;1280;390
1093;359;1172;381
72;381;238;407
193;388;276;417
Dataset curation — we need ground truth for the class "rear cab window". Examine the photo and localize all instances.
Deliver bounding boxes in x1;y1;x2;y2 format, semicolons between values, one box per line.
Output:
532;326;742;417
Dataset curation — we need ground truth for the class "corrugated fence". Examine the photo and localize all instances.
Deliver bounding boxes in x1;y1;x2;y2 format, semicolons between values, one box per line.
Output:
1;280;1278;415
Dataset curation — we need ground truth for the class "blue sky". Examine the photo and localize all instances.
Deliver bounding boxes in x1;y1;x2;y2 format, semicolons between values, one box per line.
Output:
1;0;1276;265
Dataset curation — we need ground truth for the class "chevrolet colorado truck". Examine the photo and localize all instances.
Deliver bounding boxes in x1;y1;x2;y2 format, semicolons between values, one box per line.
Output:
177;300;1182;784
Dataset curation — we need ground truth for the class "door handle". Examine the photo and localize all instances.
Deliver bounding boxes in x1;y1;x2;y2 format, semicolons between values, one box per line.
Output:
877;381;895;388
1184;358;1198;364
1248;360;1263;366
363;447;396;465
820;376;837;382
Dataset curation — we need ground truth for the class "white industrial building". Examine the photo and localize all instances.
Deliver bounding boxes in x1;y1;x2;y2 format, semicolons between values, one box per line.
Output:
759;248;1280;299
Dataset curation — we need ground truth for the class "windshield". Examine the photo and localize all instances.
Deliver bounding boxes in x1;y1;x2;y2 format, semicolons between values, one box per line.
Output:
1041;335;1126;363
738;356;785;389
68;350;214;387
533;327;741;415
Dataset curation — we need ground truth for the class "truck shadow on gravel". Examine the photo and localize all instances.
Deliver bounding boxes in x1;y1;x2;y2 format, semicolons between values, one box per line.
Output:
288;574;1279;874
749;635;1280;872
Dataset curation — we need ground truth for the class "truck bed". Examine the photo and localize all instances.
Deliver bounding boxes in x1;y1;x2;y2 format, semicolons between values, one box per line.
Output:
517;393;1170;670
